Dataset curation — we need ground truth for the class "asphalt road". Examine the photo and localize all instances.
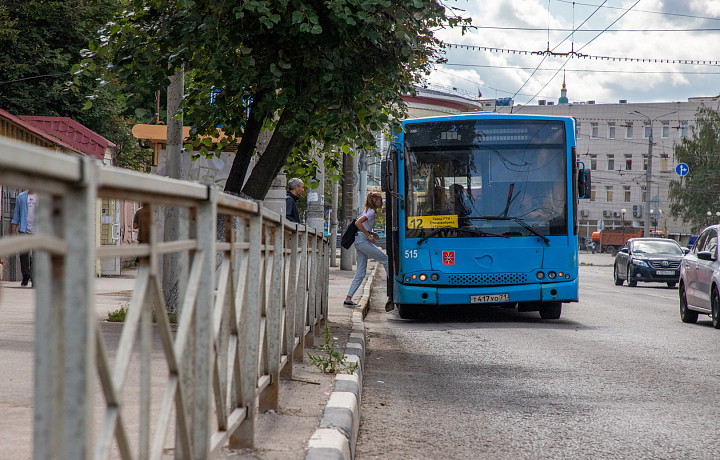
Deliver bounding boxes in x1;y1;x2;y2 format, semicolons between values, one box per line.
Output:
356;259;720;459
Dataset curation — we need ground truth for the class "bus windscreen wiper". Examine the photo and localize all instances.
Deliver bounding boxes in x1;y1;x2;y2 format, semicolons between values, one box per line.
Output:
416;227;509;245
466;216;550;244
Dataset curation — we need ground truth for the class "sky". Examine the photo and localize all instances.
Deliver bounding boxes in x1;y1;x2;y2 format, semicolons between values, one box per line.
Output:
429;0;720;105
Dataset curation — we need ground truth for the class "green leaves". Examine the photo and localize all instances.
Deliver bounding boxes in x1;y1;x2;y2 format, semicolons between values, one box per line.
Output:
668;106;720;232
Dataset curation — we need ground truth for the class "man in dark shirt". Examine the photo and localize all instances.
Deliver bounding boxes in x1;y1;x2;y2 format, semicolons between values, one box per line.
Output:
286;178;304;223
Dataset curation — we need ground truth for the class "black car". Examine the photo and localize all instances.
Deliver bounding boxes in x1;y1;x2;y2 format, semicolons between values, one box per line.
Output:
613;238;686;287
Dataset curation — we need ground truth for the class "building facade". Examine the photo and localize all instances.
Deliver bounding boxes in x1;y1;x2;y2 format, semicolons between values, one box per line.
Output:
494;94;719;239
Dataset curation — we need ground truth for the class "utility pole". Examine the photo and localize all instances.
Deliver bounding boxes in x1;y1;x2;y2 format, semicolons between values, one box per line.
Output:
629;110;677;237
164;67;187;314
306;146;325;232
330;180;338;267
340;152;356;271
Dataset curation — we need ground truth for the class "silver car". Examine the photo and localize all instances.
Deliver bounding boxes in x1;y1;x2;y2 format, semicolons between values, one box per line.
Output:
679;225;720;327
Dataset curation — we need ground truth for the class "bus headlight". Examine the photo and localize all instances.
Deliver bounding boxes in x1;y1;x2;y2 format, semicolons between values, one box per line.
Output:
431;274;439;281
419;274;427;281
548;271;557;279
536;272;545;280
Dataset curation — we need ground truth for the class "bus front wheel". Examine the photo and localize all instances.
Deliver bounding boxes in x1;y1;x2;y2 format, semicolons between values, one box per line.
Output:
539;302;562;320
398;304;420;320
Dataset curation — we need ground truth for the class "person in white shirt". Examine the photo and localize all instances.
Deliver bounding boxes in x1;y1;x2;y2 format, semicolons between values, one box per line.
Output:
344;192;389;307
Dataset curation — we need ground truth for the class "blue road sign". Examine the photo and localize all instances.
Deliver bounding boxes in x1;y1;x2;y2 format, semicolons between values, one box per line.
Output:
676;163;689;176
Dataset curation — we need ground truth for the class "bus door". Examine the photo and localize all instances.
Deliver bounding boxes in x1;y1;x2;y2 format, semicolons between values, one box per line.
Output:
381;142;401;298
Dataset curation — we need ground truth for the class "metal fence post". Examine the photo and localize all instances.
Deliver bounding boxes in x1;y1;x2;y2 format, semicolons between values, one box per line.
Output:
259;216;284;411
39;157;97;459
230;202;263;448
193;187;216;457
33;194;64;459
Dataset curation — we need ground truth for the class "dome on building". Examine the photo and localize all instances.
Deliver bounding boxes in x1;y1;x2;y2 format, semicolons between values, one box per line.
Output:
558;73;569;105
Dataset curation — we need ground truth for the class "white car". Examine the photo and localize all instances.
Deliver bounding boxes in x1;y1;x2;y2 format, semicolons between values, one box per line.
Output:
679;225;720;326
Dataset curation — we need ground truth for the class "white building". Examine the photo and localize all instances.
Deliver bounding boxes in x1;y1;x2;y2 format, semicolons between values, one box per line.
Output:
493;82;719;239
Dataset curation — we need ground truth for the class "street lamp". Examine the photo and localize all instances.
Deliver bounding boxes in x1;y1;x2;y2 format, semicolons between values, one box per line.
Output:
628;110;677;237
621;208;627;242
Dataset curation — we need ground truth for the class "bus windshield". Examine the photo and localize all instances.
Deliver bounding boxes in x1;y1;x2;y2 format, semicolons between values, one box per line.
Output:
404;119;568;239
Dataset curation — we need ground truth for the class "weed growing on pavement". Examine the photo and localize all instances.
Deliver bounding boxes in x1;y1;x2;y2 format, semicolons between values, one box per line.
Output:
307;324;359;374
107;304;178;323
107;304;129;322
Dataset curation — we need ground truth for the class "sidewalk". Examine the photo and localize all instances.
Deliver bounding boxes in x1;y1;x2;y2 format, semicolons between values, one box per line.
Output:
578;250;616;266
0;261;376;460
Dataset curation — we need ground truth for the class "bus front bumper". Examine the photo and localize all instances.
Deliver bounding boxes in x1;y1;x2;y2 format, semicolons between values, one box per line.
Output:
394;280;578;306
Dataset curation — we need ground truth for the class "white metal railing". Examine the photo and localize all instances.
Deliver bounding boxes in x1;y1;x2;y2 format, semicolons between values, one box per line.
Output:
0;136;329;459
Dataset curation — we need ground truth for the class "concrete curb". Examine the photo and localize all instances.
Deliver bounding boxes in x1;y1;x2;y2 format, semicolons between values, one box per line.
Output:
306;264;376;460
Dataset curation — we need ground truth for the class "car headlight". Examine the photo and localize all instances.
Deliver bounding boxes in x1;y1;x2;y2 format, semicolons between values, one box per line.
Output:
632;259;649;267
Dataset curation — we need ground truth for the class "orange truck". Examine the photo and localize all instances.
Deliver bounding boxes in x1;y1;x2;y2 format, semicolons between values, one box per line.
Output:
591;228;644;255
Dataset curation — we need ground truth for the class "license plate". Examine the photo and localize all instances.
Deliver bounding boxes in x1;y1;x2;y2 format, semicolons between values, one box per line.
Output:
470;293;509;303
656;270;675;276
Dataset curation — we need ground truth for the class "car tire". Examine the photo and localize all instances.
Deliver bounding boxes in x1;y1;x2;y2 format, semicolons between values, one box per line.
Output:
539;302;562;319
667;282;677;288
680;284;698;324
398;304;420;320
613;264;624;285
712;288;720;329
627;265;637;287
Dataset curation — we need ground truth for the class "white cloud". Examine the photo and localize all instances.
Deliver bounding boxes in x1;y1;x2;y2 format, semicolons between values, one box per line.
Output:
430;0;720;104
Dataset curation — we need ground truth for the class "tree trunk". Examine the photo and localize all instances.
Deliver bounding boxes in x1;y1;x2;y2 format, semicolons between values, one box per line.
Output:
224;98;264;195
241;108;299;200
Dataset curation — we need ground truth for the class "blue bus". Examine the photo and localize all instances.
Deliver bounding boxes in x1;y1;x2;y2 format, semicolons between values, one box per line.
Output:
380;113;591;319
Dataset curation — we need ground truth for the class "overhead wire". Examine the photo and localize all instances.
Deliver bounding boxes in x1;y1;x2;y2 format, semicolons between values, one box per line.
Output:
510;0;607;107
515;0;643;111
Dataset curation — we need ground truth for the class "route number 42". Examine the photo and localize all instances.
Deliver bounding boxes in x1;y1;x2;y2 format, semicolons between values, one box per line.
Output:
404;249;418;259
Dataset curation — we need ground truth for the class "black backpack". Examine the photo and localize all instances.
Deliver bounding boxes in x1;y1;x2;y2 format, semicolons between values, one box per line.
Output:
340;220;359;249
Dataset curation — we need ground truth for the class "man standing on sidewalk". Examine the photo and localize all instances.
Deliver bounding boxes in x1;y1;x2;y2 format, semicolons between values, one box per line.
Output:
11;190;37;286
286;178;304;223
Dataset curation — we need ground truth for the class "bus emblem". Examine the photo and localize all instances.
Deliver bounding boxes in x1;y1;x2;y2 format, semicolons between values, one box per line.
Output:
443;251;455;265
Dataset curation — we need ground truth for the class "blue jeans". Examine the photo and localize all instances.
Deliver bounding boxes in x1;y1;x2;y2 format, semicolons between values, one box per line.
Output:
347;233;389;298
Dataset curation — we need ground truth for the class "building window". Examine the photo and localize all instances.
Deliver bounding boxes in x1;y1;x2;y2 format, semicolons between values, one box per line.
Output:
661;157;669;171
643;154;648;171
625;154;632;170
626;123;633;139
624;186;631;202
642;186;647;202
644;122;651;138
680;121;689;138
662;121;669;138
590;154;597;170
606;186;614;202
591;123;598;139
607;154;615;171
590;185;596;202
608;123;616;139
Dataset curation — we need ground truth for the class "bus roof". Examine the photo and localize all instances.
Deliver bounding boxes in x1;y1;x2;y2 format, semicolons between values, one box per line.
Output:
401;112;576;125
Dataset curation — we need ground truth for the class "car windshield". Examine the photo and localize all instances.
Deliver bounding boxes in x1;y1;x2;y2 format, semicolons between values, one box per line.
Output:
632;240;683;255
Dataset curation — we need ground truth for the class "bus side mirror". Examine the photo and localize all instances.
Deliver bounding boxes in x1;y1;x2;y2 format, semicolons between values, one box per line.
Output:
577;166;591;199
381;142;399;193
381;158;394;193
